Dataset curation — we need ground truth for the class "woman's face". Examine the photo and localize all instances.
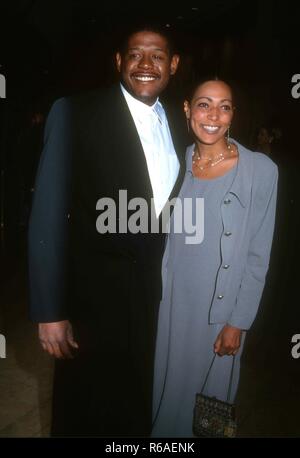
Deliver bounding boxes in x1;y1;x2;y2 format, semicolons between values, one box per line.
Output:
257;128;271;146
184;80;234;146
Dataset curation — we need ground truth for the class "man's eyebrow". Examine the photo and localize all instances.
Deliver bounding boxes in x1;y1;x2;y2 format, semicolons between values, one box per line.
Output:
127;47;166;52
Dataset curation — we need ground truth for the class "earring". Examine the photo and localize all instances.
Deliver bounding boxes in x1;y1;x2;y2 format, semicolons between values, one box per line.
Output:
227;125;231;149
184;103;190;134
186;118;190;134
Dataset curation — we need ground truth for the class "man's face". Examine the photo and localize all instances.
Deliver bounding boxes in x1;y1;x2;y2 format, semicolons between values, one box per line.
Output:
116;31;179;106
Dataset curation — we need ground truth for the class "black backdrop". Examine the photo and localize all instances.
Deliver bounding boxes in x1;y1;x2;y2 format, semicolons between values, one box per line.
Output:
0;0;300;442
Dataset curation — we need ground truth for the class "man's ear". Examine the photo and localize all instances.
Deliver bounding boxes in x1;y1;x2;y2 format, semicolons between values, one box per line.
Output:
170;54;180;75
115;52;122;73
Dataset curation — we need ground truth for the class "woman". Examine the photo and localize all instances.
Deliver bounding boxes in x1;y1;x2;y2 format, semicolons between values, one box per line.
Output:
256;125;282;161
152;79;278;437
256;126;274;155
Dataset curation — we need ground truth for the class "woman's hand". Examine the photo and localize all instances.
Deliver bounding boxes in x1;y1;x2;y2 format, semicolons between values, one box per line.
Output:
213;324;242;356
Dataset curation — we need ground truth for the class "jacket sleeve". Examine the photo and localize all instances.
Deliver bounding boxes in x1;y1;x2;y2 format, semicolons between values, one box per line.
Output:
227;161;278;330
28;98;72;322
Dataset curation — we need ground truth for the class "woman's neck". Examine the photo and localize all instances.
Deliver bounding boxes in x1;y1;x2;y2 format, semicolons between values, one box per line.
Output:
194;139;229;160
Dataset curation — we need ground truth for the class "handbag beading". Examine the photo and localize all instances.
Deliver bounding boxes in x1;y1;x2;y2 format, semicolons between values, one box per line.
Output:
193;354;237;438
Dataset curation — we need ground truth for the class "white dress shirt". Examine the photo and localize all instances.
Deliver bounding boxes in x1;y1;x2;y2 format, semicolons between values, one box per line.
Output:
121;84;180;217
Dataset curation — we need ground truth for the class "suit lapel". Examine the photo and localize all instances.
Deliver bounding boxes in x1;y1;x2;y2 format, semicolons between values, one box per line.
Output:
84;85;187;207
163;101;187;202
92;85;154;202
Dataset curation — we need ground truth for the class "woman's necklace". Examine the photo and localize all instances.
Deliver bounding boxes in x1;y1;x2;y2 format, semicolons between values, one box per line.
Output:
192;144;233;171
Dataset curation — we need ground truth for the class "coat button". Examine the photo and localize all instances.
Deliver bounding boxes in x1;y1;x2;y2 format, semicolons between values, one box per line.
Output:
224;231;232;237
223;264;230;269
217;295;224;300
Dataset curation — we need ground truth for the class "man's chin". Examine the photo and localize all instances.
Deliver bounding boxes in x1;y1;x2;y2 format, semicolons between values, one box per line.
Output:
125;83;159;104
132;91;158;106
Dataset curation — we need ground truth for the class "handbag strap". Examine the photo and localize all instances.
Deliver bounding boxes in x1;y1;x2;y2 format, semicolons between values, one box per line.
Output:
200;353;236;403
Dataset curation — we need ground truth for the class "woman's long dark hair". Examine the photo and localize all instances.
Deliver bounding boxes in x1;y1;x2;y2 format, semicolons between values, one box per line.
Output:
185;76;236;108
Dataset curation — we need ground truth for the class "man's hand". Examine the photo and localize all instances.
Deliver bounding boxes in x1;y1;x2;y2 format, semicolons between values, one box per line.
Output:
39;320;79;359
213;324;242;357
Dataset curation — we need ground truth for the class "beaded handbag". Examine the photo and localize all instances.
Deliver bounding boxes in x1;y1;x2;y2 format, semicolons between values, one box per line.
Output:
193;354;237;438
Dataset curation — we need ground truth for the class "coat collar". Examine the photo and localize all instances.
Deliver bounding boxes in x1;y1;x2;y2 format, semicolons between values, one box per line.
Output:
186;139;253;208
89;84;186;205
228;139;253;208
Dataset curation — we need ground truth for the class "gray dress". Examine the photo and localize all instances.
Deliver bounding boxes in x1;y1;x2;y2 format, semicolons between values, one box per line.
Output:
152;150;245;438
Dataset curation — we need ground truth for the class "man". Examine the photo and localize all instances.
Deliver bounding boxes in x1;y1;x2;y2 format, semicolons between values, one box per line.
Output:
29;25;187;436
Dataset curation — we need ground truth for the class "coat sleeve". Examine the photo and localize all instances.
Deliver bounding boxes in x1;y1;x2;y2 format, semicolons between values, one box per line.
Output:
227;161;279;330
28;97;72;322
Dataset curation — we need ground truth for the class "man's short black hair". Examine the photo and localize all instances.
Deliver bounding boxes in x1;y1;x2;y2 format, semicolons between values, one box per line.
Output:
117;22;178;57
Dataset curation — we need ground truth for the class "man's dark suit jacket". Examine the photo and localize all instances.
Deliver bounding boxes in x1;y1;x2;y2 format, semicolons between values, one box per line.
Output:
28;84;186;436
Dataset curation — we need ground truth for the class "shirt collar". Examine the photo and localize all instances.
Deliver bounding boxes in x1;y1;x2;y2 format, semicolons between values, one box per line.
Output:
120;83;162;122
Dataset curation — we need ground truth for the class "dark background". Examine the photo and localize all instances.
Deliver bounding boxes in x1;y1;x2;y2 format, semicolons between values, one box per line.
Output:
0;0;300;437
1;0;300;251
